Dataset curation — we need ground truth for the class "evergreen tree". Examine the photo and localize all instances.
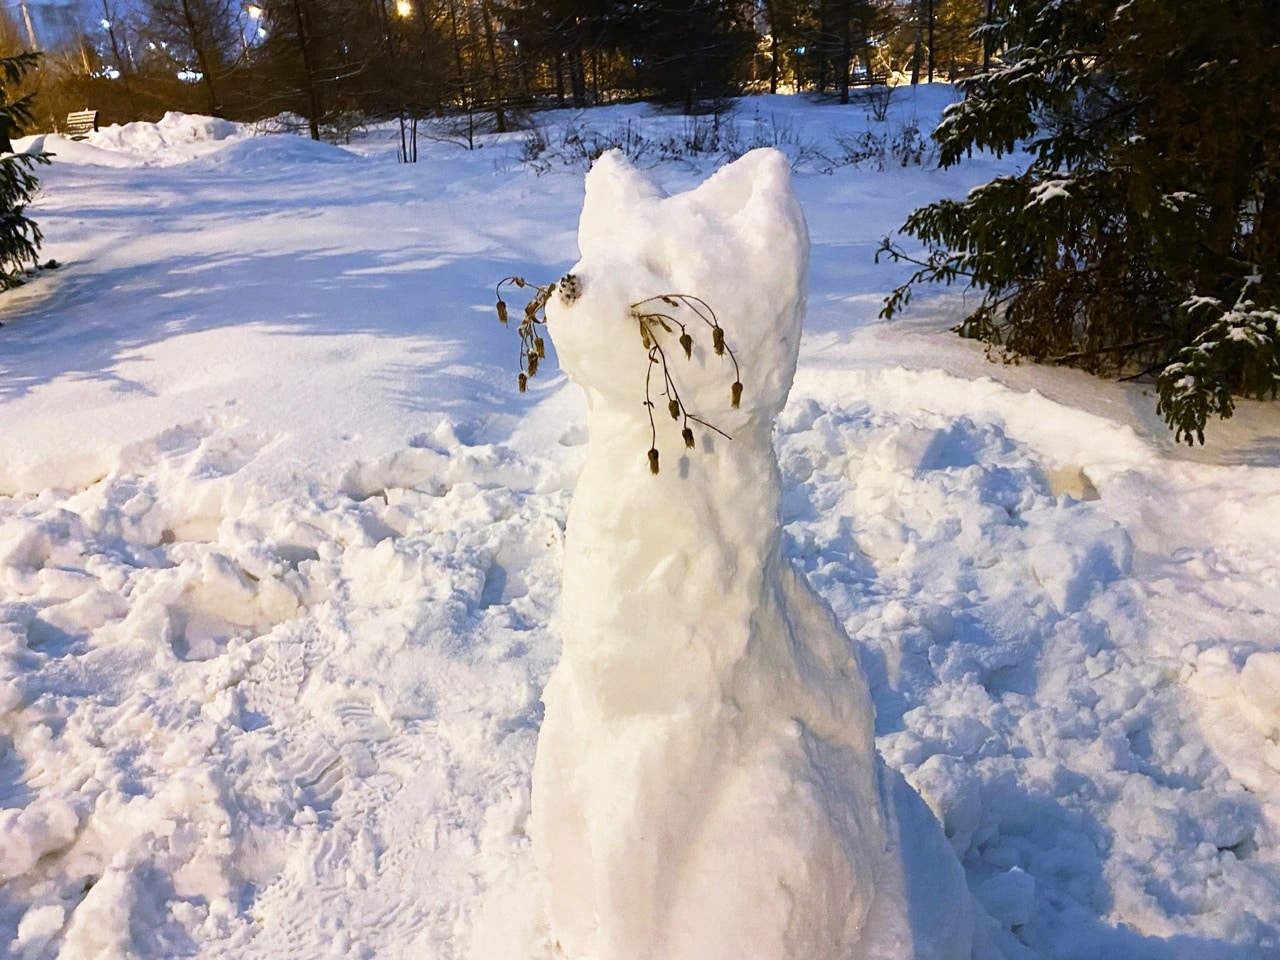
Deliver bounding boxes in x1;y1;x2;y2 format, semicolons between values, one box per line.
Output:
0;50;48;292
628;0;756;111
880;0;1280;443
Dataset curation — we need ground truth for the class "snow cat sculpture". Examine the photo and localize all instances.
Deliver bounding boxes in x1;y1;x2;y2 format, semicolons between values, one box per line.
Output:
530;148;973;960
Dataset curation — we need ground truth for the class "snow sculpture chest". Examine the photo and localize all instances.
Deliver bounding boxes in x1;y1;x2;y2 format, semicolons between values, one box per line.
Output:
531;149;968;960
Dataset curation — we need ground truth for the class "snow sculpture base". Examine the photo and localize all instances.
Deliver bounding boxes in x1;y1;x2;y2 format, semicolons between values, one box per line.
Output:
531;149;972;960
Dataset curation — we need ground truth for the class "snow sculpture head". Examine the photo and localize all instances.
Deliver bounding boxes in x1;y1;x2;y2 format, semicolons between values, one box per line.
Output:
545;149;808;444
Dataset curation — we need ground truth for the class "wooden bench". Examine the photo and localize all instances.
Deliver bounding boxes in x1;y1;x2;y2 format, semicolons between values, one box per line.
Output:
65;110;99;139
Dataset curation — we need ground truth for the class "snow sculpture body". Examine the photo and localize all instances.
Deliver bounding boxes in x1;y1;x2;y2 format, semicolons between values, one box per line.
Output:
531;149;972;960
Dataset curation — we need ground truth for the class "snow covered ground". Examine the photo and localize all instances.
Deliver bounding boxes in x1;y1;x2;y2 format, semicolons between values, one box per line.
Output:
1;89;1278;960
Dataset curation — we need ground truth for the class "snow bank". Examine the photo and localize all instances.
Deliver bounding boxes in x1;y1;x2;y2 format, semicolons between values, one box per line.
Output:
193;136;361;167
93;112;241;152
22;112;356;168
532;149;970;960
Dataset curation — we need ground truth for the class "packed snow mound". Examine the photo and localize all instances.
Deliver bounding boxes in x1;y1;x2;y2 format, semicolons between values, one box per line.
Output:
26;112;356;168
193;135;362;168
23;133;141;169
531;149;971;960
96;111;241;150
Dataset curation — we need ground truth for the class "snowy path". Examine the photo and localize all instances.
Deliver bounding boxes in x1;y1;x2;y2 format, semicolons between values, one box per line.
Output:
2;99;1279;959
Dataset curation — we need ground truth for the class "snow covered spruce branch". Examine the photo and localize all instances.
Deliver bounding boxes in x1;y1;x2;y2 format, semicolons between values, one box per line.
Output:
875;235;978;321
1156;275;1280;445
496;277;742;474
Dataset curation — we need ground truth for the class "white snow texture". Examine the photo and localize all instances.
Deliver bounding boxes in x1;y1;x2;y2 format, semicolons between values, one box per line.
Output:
3;90;1280;960
532;150;971;960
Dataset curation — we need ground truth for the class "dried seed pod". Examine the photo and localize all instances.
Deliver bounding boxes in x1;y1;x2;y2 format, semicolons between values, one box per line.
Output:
713;327;725;356
527;353;540;377
682;427;695;449
679;333;693;359
513;277;526;288
731;381;743;408
648;448;660;475
497;300;508;324
558;273;582;304
641;327;652;349
668;399;680;420
518;373;528;393
535;337;546;359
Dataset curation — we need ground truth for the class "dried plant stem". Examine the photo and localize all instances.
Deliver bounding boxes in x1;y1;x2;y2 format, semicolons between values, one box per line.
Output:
632;294;742;389
496;276;555;391
631;295;741;471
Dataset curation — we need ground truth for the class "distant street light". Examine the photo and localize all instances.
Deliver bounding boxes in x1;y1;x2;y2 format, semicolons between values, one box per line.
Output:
242;5;265;54
395;0;412;16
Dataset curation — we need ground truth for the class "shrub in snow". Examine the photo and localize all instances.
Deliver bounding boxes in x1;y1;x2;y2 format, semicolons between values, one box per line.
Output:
515;111;838;176
528;148;973;960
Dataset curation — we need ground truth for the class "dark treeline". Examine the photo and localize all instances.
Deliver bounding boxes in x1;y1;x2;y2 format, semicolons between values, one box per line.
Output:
2;0;989;151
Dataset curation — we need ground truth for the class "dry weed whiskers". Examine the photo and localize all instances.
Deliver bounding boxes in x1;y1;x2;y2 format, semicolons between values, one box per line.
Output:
496;277;743;475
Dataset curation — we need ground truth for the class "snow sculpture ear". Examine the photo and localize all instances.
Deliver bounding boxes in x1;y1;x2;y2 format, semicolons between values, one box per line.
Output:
675;148;809;420
577;149;668;259
685;145;799;238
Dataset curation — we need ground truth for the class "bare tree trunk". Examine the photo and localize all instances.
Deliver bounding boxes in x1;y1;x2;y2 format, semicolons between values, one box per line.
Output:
769;29;779;93
101;0;128;71
927;0;935;82
447;0;471;122
683;18;696;113
478;0;506;132
288;0;323;139
755;0;784;95
373;0;412;162
982;0;994;73
18;0;37;48
178;0;222;114
838;0;851;104
910;0;923;83
569;42;586;107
